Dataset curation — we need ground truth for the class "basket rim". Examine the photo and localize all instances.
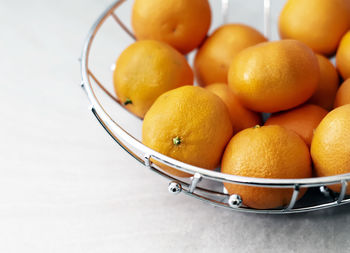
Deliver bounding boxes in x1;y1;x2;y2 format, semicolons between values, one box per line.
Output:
80;0;350;189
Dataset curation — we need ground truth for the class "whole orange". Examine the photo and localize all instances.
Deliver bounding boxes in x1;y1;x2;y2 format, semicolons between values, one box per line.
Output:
279;0;349;55
205;83;261;134
132;0;211;54
194;24;267;86
142;86;233;178
311;104;350;194
113;40;193;118
334;79;350;108
228;40;319;113
308;55;339;110
265;104;328;146
222;125;312;209
336;31;350;80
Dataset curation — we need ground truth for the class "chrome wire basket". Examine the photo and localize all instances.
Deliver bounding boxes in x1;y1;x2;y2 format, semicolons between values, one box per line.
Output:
80;0;350;214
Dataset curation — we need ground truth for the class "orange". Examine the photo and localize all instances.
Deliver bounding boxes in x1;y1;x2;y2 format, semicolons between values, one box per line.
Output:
336;31;350;80
311;104;350;194
279;0;349;55
334;79;350;108
132;0;211;54
222;125;312;209
228;40;319;113
308;55;339;110
113;40;193;118
265;104;328;146
142;86;233;177
342;0;350;25
194;24;267;86
205;83;261;133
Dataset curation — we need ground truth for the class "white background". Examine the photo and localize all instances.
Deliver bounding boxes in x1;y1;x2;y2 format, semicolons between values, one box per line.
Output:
1;0;349;252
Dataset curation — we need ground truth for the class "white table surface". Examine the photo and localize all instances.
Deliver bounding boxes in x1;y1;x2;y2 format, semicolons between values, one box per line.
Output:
1;0;350;252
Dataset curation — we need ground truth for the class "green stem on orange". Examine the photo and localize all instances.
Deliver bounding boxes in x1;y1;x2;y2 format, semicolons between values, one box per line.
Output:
124;98;132;106
173;136;181;145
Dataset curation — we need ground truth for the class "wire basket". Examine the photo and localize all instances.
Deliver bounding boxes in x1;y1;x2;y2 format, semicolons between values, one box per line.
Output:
80;0;350;214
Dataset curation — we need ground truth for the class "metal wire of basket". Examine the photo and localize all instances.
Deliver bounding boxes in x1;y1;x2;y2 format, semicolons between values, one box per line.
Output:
80;0;350;214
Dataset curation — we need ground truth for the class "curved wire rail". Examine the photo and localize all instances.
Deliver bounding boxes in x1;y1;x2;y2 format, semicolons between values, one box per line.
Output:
80;0;350;214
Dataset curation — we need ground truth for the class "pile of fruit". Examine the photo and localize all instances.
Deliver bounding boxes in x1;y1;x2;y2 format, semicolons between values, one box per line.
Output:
112;0;350;209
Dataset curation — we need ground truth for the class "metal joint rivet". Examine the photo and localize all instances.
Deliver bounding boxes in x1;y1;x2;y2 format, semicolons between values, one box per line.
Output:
168;181;182;195
228;194;242;208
